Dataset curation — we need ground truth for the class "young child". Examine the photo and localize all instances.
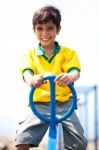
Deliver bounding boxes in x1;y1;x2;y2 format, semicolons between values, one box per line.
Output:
15;5;87;150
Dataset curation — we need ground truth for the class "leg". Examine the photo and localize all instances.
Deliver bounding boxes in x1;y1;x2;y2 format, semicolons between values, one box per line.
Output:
0;142;8;150
16;144;30;150
62;111;87;150
15;111;49;148
56;100;87;150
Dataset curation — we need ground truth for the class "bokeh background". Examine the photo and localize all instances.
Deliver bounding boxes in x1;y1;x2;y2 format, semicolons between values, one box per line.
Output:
0;0;99;149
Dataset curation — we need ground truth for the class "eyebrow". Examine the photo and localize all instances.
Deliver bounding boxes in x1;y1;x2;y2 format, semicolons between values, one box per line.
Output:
36;24;55;27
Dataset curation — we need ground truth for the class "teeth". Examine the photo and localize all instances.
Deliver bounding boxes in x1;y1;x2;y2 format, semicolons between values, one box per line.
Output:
42;39;49;40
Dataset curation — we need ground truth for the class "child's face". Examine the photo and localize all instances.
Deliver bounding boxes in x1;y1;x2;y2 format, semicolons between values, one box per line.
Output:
33;21;61;49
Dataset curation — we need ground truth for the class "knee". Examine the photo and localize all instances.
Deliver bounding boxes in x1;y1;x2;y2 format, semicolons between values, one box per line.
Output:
65;139;87;150
77;138;87;150
69;137;87;150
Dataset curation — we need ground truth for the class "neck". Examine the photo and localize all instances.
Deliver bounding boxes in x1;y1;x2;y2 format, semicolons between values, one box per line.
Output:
43;49;54;57
41;42;55;51
41;42;55;57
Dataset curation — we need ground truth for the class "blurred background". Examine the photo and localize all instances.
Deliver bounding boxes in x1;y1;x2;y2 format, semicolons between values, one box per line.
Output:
0;0;98;149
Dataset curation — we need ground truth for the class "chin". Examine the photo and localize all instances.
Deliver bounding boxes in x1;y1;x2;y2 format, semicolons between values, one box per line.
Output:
41;42;50;46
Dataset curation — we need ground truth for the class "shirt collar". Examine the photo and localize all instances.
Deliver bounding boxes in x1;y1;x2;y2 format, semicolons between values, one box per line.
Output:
36;41;61;56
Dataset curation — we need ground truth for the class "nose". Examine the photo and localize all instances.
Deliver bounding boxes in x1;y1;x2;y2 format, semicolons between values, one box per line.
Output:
41;29;48;36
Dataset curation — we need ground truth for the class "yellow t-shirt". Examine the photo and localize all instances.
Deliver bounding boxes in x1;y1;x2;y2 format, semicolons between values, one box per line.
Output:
21;42;81;102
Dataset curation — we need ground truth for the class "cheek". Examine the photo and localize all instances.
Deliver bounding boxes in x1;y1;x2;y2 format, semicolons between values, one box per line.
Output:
52;32;58;37
52;29;59;35
35;32;41;38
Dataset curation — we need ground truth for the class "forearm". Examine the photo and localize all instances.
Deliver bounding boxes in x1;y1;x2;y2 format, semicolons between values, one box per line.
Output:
69;69;80;82
23;71;45;87
23;71;34;86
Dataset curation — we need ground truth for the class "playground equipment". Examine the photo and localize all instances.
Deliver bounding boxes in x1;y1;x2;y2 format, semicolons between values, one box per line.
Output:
76;85;98;150
29;75;78;150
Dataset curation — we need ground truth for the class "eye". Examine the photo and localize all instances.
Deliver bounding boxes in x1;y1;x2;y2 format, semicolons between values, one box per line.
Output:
47;27;53;31
37;27;43;31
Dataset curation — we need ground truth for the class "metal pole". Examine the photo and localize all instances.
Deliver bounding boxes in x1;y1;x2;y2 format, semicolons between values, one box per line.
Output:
94;85;98;150
57;123;64;150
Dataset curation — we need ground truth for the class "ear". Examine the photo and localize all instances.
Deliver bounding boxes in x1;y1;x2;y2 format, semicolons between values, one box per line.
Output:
32;26;35;32
57;26;61;34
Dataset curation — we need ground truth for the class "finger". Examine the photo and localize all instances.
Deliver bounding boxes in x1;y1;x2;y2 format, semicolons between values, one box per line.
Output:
62;83;67;87
54;74;63;81
57;82;67;87
43;80;47;84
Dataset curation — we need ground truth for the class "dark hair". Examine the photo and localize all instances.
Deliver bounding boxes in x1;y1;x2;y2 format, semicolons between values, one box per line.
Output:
32;5;61;28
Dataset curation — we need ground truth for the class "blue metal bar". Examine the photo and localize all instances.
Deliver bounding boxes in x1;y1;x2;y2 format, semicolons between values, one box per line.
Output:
29;86;50;123
56;84;77;123
76;85;98;150
48;76;56;137
47;76;57;150
57;123;64;150
29;75;77;150
47;137;57;150
94;85;98;150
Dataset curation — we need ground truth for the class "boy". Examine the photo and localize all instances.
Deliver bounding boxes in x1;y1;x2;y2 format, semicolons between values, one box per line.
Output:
15;5;87;150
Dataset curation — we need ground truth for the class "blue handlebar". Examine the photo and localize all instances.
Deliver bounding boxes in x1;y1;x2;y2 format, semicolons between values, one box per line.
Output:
29;75;77;150
29;75;77;123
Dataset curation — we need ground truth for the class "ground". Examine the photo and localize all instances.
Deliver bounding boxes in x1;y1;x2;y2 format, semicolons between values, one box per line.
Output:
0;136;98;150
0;136;46;150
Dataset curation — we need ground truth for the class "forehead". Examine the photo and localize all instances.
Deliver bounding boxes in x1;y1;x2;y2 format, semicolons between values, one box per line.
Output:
35;21;57;27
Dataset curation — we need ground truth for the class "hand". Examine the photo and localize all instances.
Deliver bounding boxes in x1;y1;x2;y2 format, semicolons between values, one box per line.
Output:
29;74;46;88
23;71;46;88
54;71;80;87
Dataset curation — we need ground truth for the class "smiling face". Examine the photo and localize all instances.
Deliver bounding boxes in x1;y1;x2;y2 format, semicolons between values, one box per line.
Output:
33;21;61;50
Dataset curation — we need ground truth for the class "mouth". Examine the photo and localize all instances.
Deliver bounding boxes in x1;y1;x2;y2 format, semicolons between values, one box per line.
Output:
43;39;49;40
41;38;51;41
